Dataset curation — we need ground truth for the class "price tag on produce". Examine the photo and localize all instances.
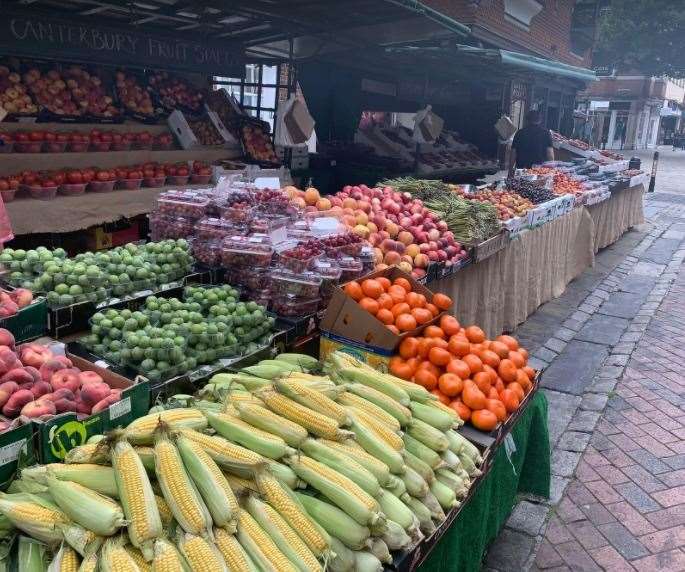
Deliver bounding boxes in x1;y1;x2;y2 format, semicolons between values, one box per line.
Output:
0;439;26;467
109;397;131;420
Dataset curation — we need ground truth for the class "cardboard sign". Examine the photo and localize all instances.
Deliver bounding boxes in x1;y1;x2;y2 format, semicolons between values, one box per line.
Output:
283;98;315;145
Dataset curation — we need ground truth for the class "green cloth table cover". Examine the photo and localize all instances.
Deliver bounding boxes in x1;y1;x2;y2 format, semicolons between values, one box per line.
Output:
417;391;550;572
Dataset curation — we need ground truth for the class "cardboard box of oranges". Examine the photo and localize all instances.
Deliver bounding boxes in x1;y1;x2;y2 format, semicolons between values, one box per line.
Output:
320;267;453;353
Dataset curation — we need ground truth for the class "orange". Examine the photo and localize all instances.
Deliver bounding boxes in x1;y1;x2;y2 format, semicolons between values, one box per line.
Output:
486;398;507;422
376;277;392;291
389;359;414;380
449;399;471;422
448;336;471;357
391;302;411;317
388;285;407;303
414;369;438;391
462;382;486;410
482;364;498;384
480;350;501;369
359;297;379;315
440;315;461;336
393;277;412;293
432;389;451;405
361;279;383;299
424;325;445;339
446;359;471;379
496;335;519;351
508;350;525;368
395;314;417;332
498;359;517;382
416;361;441;378
438;373;463;397
432;293;452;310
405;292;421;308
508;382;525;401
464;326;485;343
471;409;498;431
500;389;520;413
463;354;484;375
343;281;363;301
377;293;394;310
519;347;529;360
426;303;440;317
386;325;400;335
415;294;427;308
523;366;536;380
411;308;433;325
398;337;419;359
376;308;394;325
428;347;452;367
472;371;492;394
489;341;510;359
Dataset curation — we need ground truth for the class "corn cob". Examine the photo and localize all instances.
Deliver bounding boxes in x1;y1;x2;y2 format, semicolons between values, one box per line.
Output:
78;553;98;572
213;527;258;572
175;428;265;469
403;449;436;484
0;493;68;545
206;411;295;459
46;473;125;537
421;490;446;522
286;455;383;529
235;402;308;447
350;420;405;475
100;537;141;572
295;493;371;551
385;474;407;498
457;450;481;477
409;401;457;432
318;440;391;486
245;496;321;572
23;463;118;498
369;538;392;564
300;439;380;497
177;532;228;572
265;460;303;490
241;361;298;380
354;551;383;572
382;373;438;403
403;433;443;469
254;472;330;558
176;432;239;532
404;495;436;536
273;379;349;426
376;490;418;535
345;384;412;426
60;523;103;558
399;465;430;498
64;442;110;465
236;509;297;572
135;447;156;473
7;477;50;498
336;392;401;431
151;538;186;572
436;468;468;497
328;537;355;572
407;419;449;452
111;436;163;561
382;519;412;551
258;390;353;441
446;429;483;464
284;374;341;398
154;428;213;539
126;545;152;572
126;409;208;445
274;353;319;370
441;448;463;470
210;372;272;391
350;408;404;451
334;367;410;406
426;399;463;425
224;473;259;494
48;543;80;572
19;536;50;571
224;390;265;410
430;478;460;510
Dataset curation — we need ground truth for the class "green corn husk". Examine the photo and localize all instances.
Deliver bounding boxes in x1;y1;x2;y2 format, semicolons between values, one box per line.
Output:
369;538;391;564
429;478;459;510
403;449;435;484
59;523;103;557
354;551;383;572
274;353;319;370
409;401;456;432
381;519;412;551
0;493;67;546
385;475;407;498
407;419;449;452
235;402;308;447
421;491;446;522
400;465;429;498
350;420;405;475
22;464;119;499
403;434;444;469
328;537;355;572
17;536;49;571
375;491;418;535
404;496;436;535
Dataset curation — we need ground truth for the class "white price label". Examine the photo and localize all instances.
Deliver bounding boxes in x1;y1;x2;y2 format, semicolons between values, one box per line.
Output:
109;397;131;420
93;361;110;369
0;439;26;467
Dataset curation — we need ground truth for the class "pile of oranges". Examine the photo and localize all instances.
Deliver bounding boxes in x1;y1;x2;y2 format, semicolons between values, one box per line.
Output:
390;316;535;432
343;276;453;334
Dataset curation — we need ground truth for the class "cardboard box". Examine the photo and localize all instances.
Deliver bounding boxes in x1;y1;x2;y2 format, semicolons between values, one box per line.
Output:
319;332;393;373
0;297;47;343
167;110;200;150
471;231;510;263
283;99;315;145
33;351;150;463
320;267;444;352
0;422;35;489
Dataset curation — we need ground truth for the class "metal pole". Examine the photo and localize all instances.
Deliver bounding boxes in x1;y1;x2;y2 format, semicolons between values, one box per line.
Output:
648;151;659;193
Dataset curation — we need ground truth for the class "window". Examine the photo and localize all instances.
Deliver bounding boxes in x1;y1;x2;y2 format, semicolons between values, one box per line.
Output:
213;63;293;132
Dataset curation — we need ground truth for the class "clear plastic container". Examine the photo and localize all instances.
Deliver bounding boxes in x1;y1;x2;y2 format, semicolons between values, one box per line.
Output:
359;246;376;274
220;204;254;223
231;266;271;289
67;142;89;153
271;294;321;317
190;174;212;184
0;189;16;202
153;140;174;151
88;180;116;193
166;175;189;186
118;179;143;190
195;217;237;241
149;212;195;240
271;270;322;298
28;186;58;200
287;220;311;240
143;177;167;188
249;215;289;235
313;258;343;281
15;142;42;153
0;141;14;153
321;233;364;257
251;288;272;308
44;141;67;153
90;141;111;152
221;235;274;268
111;141;131;152
131;141;153;151
59;183;87;196
338;256;364;281
192;239;223;266
157;192;209;219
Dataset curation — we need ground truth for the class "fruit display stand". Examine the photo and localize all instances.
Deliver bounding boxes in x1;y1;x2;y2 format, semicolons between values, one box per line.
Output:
585;183;645;252
0;297;47;343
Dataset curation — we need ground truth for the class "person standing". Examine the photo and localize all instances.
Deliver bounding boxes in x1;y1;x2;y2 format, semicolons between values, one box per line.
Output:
508;110;555;175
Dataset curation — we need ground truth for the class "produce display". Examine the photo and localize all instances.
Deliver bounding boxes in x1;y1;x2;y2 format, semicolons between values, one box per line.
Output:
344;275;453;334
240;123;279;163
0;240;193;307
0;287;34;318
0;331;121;430
453;186;534;221
148;70;203;112
115;71;155;117
82;285;275;381
502;178;556;205
1;349;485;570
189;118;225;146
527;167;585;199
392;319;535;431
0;65;37;116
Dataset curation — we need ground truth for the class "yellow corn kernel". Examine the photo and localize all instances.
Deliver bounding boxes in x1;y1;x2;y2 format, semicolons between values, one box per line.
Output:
178;533;228;572
64;443;110;465
254;472;329;558
176;429;265;468
259;391;350;440
214;527;256;572
224;473;259;494
125;409;207;444
0;495;68;545
319;439;391;480
154;435;212;538
55;544;80;572
274;380;349;426
100;538;140;572
237;509;297;572
151;538;186;572
154;495;173;527
353;409;404;451
338;393;401;431
126;545;152;571
79;553;98;572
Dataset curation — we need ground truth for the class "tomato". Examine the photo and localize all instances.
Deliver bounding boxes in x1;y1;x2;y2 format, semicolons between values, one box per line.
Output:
95;171;110;182
0;180;8;191
67;171;83;184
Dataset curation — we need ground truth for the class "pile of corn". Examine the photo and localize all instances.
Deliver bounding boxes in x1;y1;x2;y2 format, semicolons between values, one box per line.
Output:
0;351;483;571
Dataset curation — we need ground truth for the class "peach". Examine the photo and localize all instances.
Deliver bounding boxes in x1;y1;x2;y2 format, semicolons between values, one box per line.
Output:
352;225;370;239
81;382;110;407
91;393;121;414
30;381;52;399
406;244;420;258
397;231;414;246
316;197;331;211
384;251;401;265
385;221;399;238
0;329;15;349
39;359;66;382
53;355;73;368
20;399;56;418
3;389;34;417
367;222;378;234
74;400;91;415
398;261;413;273
53;398;78;414
19;344;53;368
414;253;429;268
342;198;357;210
24;366;41;384
50;369;81;393
373;247;384;264
0;349;20;375
375;263;389;270
357;200;371;213
355;211;369;226
342;215;356;227
400;255;414;265
78;371;103;386
412;268;427;279
11;288;33;308
292;197;306;209
2;368;35;385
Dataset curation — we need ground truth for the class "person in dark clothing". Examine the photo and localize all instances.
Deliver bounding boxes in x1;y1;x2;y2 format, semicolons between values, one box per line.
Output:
508;110;554;174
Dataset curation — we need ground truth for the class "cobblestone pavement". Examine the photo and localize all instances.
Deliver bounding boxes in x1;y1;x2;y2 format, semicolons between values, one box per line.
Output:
483;152;685;571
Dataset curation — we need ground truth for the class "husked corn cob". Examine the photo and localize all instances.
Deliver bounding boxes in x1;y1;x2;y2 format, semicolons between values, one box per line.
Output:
254;472;330;558
78;553;98;572
245;496;321;572
151;538;186;572
259;391;352;441
337;392;401;431
22;463;118;498
176;428;265;469
47;473;125;537
273;379;349;426
126;409;208;445
235;402;308;447
214;527;258;572
345;384;412;426
126;545;152;572
176;433;239;532
64;442;110;465
286;456;383;529
177;532;228;572
100;537;140;572
49;543;80;572
111;437;163;561
266;460;303;490
224;473;259;494
351;409;403;451
154;429;212;539
0;493;68;545
237;509;298;572
60;523;103;558
206;411;296;460
318;439;391;486
153;495;173;528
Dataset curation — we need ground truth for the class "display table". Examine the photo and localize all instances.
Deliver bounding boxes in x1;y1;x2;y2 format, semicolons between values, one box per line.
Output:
415;391;550;572
587;185;645;252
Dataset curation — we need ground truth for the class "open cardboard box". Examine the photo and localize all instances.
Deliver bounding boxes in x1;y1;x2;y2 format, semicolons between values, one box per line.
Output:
32;349;150;464
320;266;446;353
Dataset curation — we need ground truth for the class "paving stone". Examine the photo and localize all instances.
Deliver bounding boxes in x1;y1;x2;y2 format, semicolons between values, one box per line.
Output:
621;331;643;342
613;343;637;355
542;341;610;395
642;238;682;265
575;314;630;346
549;476;571;505
588;378;618;394
554;327;575;342
618;274;658;294
579;502;617;526
566;519;608;550
597;365;625;379
607;354;630;366
528;356;548;370
596;522;649;560
558;431;592;453
626;449;672;474
484;528;536;571
552;450;583;478
506;501;550;537
545;338;567;354
589;545;637;572
567;411;601;433
535;540;565;569
581;393;609;412
535;347;558;363
562;318;585;332
631;261;666;277
598;292;648;319
614;482;663;512
632;548;685;571
554;540;603;571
